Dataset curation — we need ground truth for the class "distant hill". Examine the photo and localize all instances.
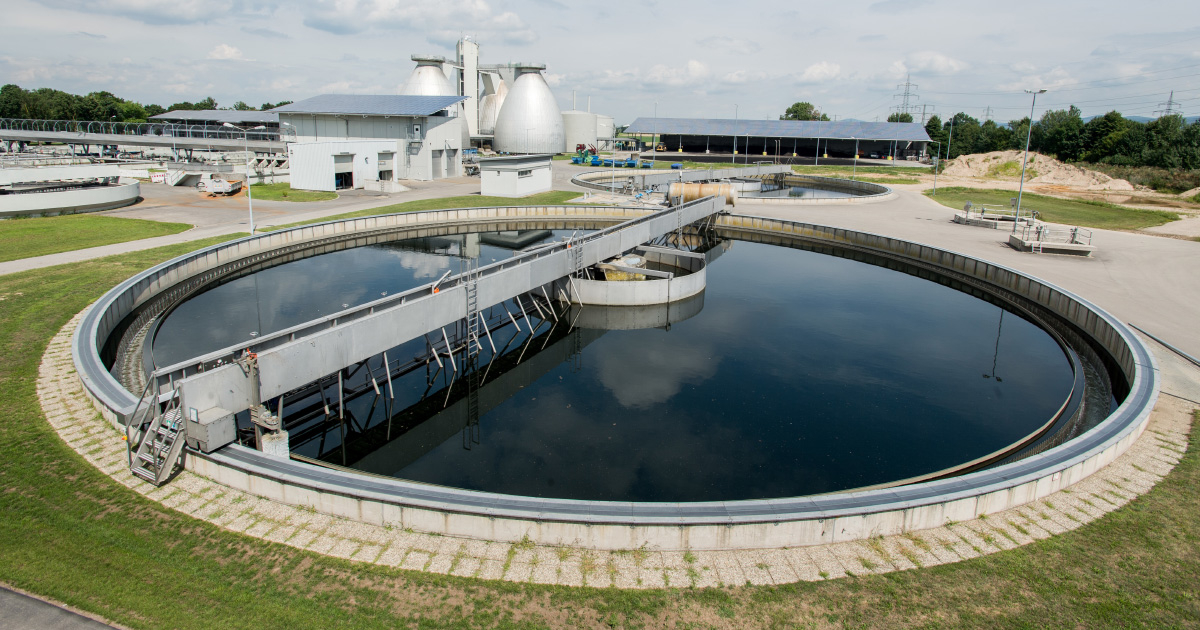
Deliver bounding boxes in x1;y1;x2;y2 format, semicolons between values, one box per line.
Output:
1083;114;1198;124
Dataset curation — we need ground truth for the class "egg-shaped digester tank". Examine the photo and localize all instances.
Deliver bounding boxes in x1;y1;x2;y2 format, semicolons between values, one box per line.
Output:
493;66;565;154
400;57;456;96
403;56;470;150
478;80;508;136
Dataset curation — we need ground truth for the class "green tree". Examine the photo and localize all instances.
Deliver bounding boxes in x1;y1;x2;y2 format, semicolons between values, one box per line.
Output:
231;101;254;111
780;101;829;121
259;100;292;111
1033;106;1084;161
887;112;913;123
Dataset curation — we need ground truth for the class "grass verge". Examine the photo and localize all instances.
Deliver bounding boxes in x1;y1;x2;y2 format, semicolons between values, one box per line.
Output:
1;239;1197;629
0;214;191;263
267;190;586;231
925;187;1180;231
249;183;338;202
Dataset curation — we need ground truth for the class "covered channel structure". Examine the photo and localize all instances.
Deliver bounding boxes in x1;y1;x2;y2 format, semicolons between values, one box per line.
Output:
625;118;932;162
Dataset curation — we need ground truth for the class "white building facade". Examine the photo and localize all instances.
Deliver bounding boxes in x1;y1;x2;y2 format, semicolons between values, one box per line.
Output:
275;94;466;191
479;154;553;197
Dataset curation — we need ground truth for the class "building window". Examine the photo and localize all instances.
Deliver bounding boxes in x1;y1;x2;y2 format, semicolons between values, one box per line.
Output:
378;170;392;181
517;170;532;178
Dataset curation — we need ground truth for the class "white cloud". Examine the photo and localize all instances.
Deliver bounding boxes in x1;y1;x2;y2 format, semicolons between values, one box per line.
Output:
890;51;968;78
302;0;537;45
206;44;245;60
697;36;760;56
869;0;932;13
35;0;233;24
797;61;841;83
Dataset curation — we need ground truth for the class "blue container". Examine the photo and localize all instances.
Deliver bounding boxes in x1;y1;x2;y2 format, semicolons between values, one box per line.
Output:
590;157;602;166
671;163;683;170
571;157;582;164
641;162;653;169
624;160;637;168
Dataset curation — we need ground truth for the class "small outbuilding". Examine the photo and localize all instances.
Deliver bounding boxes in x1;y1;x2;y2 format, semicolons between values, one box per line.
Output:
479;154;553;197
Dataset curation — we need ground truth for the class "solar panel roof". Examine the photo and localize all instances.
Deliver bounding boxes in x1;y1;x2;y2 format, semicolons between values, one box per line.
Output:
625;117;932;142
149;110;279;123
271;94;467;117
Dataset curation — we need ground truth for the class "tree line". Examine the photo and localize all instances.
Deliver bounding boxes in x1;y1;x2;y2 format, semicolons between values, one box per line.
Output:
0;84;291;122
783;100;1200;170
923;108;1200;170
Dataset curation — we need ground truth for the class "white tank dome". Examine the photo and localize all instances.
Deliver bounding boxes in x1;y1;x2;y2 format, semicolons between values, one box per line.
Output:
493;69;565;154
400;61;455;97
478;80;508;136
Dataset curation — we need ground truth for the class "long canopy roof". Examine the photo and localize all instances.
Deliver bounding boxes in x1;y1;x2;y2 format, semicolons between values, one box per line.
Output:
625;117;931;142
272;94;467;117
150;110;278;124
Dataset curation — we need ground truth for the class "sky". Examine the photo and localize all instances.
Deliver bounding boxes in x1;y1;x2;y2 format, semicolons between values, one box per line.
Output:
2;0;1199;125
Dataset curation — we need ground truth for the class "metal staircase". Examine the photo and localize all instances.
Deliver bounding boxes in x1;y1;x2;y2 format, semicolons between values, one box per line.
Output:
165;168;188;186
128;387;187;486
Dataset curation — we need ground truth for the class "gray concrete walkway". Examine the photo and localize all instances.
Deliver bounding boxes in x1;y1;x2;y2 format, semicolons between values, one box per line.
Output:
735;190;1200;359
0;587;116;629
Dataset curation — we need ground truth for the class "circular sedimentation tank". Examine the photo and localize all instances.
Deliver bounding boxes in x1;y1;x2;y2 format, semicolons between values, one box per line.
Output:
75;205;1156;549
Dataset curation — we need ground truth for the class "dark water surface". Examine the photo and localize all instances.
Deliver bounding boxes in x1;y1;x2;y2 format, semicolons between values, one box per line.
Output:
155;233;1078;501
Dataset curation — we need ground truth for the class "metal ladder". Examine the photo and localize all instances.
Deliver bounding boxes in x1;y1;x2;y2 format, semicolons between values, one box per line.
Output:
464;258;481;357
129;389;186;486
1031;241;1043;254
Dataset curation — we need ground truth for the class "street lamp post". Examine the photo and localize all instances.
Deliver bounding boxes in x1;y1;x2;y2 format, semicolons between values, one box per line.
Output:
733;104;738;165
852;136;859;179
652;101;657;165
224;122;266;234
929;140;942;195
1015;89;1046;230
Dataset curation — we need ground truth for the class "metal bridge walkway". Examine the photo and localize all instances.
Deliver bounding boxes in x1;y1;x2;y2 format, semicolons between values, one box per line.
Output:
152;196;724;423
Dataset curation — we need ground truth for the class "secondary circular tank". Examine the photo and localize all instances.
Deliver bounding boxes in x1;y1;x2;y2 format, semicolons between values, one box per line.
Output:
562;110;598;152
478;81;508;136
493;68;565;154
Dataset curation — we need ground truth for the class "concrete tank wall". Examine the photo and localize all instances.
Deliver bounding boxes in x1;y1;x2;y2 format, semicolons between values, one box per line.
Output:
0;181;140;218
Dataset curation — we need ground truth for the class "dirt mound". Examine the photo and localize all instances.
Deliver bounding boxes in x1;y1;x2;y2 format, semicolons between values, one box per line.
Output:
942;150;1134;191
1180;186;1200;199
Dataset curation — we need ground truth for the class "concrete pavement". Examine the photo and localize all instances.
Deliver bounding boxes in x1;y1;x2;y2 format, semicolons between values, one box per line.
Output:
0;587;116;629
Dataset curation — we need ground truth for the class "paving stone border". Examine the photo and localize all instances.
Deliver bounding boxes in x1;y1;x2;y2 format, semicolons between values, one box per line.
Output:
41;311;1193;588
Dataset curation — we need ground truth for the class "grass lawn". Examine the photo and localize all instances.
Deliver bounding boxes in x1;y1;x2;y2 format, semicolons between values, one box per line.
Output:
267;190;586;231
0;231;1198;628
249;183;339;202
0;214;191;263
926;187;1180;231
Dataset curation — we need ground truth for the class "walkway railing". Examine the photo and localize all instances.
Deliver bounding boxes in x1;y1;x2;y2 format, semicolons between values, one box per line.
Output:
0;118;293;143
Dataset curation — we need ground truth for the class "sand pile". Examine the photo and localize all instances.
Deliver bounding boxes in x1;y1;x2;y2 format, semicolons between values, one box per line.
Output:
941;150;1134;191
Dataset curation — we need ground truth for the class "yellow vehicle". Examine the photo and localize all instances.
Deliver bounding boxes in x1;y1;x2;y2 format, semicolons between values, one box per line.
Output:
654;142;666;152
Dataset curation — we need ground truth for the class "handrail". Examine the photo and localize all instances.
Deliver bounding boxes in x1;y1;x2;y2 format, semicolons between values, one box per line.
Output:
145;199;717;383
0;117;288;143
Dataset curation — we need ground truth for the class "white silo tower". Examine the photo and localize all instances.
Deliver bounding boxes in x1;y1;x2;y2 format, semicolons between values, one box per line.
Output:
562;110;598;153
493;65;565;154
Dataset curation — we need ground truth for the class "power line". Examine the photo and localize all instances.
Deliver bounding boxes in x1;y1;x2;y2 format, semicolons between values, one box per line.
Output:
892;74;921;119
1154;90;1182;116
922;62;1200;96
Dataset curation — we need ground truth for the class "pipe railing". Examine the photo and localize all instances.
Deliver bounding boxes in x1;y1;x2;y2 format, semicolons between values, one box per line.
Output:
0;118;294;143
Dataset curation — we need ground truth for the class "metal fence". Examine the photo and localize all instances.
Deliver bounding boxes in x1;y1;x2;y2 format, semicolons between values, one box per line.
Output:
1016;223;1093;245
0;118;293;143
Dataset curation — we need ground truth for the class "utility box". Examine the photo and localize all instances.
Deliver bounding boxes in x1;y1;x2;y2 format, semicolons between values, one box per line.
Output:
186;407;236;453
